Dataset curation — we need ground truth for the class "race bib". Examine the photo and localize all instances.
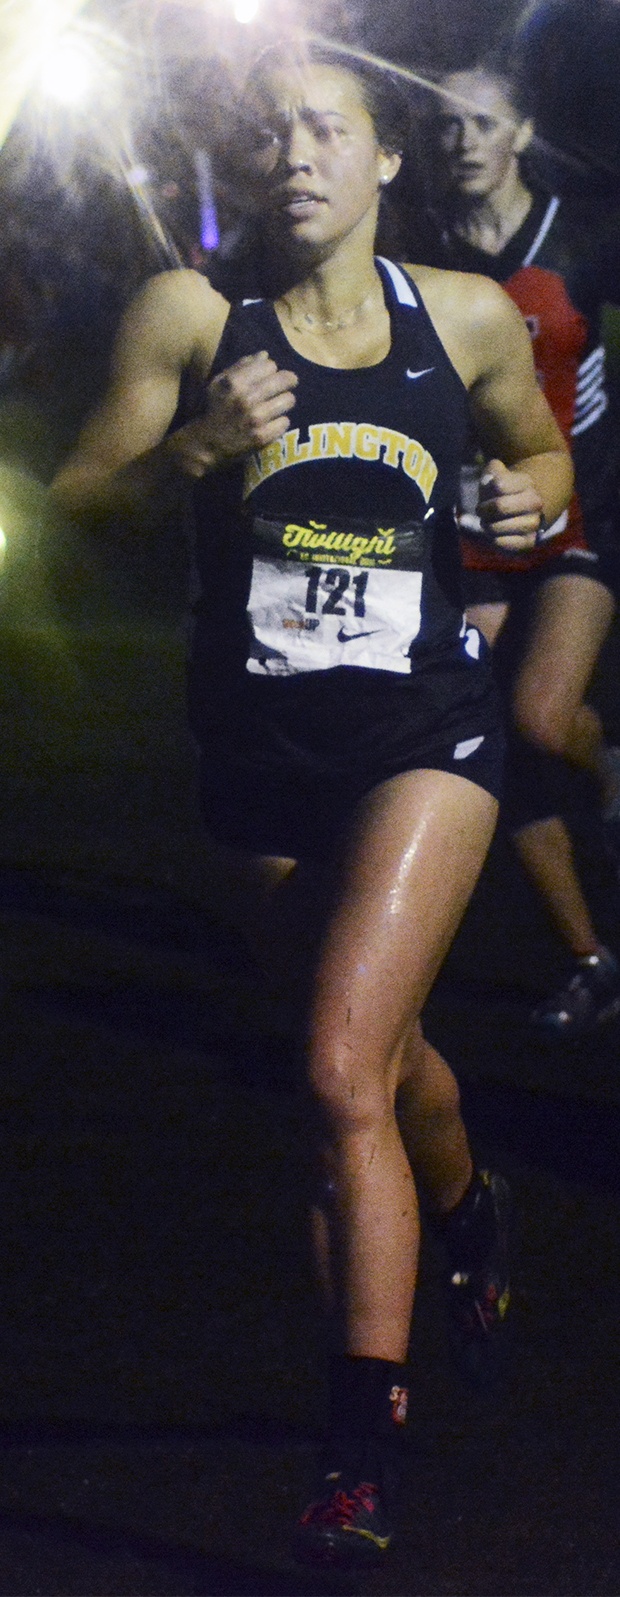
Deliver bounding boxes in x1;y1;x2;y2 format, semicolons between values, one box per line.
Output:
246;515;430;677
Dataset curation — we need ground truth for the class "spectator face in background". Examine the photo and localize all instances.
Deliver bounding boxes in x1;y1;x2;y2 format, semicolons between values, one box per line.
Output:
435;70;533;202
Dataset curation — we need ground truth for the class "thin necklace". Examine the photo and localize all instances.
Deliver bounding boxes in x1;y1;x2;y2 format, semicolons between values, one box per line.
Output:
281;286;380;335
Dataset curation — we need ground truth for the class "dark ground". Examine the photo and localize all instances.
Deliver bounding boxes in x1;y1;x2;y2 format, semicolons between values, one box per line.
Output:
1;614;619;1596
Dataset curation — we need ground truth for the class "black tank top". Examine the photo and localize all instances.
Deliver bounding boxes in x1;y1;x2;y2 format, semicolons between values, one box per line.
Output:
189;259;470;697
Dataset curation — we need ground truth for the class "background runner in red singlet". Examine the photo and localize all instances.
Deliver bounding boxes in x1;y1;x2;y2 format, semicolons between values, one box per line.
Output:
420;61;620;1039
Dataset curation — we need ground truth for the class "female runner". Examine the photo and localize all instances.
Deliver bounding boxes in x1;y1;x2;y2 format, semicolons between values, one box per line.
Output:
52;44;571;1565
424;61;620;1038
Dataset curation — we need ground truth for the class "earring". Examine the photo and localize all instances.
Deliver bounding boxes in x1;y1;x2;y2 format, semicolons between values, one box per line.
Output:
380;175;389;185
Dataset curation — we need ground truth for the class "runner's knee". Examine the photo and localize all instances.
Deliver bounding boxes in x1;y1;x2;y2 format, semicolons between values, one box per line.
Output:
307;1031;396;1136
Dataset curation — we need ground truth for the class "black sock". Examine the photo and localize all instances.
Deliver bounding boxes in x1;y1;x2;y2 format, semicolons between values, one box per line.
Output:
326;1354;410;1498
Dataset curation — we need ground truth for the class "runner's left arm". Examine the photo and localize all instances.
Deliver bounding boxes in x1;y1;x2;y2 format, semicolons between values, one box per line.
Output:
466;281;573;552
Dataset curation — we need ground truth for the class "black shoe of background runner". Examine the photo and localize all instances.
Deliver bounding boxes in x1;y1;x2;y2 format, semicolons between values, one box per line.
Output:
443;1169;513;1390
294;1464;393;1566
530;948;620;1041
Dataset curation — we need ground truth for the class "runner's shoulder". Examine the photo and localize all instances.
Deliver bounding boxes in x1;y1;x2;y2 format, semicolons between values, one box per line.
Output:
402;264;528;365
120;268;230;372
405;262;518;321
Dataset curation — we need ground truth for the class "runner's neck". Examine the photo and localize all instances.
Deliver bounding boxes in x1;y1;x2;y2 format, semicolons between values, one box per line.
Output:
452;172;533;257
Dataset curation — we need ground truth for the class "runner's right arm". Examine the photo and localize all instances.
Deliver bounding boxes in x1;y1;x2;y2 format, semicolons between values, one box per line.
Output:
51;270;297;523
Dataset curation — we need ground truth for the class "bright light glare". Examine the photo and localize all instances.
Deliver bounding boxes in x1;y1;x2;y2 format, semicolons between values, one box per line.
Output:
233;0;259;23
37;36;94;105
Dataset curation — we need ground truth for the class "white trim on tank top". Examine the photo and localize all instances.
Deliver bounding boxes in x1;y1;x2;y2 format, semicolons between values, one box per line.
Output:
376;257;418;306
522;195;561;267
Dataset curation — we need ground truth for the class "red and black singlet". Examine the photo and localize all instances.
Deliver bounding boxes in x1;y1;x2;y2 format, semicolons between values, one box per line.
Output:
431;192;618;573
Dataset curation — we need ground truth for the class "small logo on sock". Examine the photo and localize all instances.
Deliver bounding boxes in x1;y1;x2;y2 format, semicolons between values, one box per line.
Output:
389;1385;409;1424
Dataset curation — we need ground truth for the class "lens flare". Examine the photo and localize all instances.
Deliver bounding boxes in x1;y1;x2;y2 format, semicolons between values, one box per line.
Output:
194;149;220;250
37;35;94;105
0;0;89;148
234;0;260;22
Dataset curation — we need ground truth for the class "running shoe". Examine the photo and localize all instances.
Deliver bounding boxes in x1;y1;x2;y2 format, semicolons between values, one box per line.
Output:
444;1169;513;1390
530;948;620;1040
294;1466;393;1566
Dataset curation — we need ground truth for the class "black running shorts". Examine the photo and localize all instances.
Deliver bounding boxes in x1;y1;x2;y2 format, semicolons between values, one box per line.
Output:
196;646;504;860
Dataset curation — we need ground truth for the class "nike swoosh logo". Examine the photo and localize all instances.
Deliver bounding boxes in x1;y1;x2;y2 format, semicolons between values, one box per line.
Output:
406;366;434;380
337;627;380;643
453;735;485;760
